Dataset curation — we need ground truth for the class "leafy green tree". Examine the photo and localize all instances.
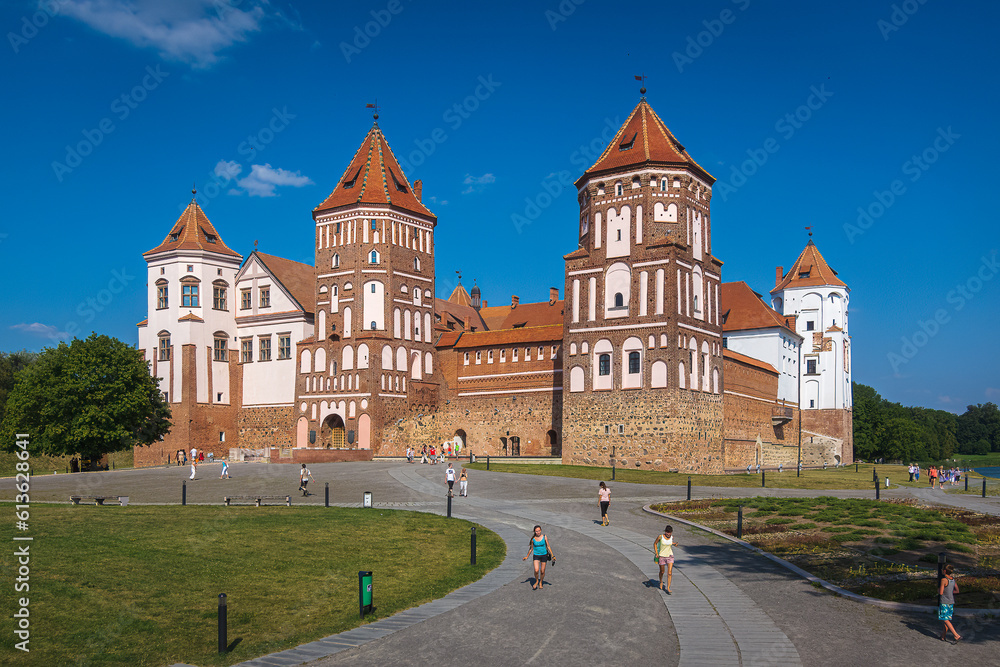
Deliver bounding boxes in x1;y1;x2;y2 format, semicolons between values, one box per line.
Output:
0;350;38;426
957;403;1000;453
852;382;886;460
0;334;170;460
882;417;926;462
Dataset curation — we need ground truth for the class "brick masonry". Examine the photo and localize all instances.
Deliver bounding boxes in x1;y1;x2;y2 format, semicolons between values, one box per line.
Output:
240;406;295;449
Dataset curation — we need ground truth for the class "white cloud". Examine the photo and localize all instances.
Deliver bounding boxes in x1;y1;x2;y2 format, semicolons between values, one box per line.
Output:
985;387;1000;400
235;163;313;197
429;195;448;206
11;322;69;339
461;172;495;194
60;0;295;68
214;159;242;180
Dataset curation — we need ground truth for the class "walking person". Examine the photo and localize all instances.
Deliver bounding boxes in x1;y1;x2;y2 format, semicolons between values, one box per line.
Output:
430;445;437;465
299;464;313;496
220;460;230;479
654;525;678;593
598;481;611;526
938;564;962;643
908;464;915;482
421;445;428;464
446;463;457;493
406;446;414;464
459;468;468;496
522;525;555;590
189;457;197;481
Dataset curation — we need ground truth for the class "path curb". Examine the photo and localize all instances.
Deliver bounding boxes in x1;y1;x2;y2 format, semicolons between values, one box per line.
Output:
643;504;998;618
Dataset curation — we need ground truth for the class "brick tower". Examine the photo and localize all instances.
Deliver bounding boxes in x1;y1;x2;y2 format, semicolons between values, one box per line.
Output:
771;239;853;464
137;191;244;465
293;118;438;452
561;96;726;473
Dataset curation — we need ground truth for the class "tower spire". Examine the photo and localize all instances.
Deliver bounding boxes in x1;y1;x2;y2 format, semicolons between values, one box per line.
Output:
635;73;647;97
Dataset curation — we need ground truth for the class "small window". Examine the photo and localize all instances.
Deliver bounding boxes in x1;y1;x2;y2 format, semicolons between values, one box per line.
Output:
604;425;610;435
370;250;378;264
371;284;377;293
259;287;270;308
371;219;377;231
240;289;251;310
538;346;544;358
598;353;611;376
807;359;817;374
660;178;667;191
259;336;271;361
618;424;625;435
614;293;624;308
500;349;506;362
810;399;815;408
476;351;482;364
333;253;340;268
551;345;557;359
693;294;699;311
187;265;194;272
806;321;815;331
219;430;225;441
278;335;291;360
182;284;199;307
157;284;168;309
213;337;227;361
414;257;420;271
628;351;640;374
616;229;621;241
525;348;531;361
336;222;342;233
213;286;227;311
616;183;623;196
513;348;519;362
488;350;494;363
464;352;470;365
158;335;171;361
241;339;253;363
370;321;376;330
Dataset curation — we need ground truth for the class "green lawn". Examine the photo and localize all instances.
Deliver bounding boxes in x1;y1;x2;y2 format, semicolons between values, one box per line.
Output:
467;461;931;490
0;504;504;666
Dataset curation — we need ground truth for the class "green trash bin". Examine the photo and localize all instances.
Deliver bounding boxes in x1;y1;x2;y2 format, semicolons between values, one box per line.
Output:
359;571;373;618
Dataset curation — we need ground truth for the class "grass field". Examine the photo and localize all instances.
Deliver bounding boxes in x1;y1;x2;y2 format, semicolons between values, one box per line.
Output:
654;497;1000;606
0;504;504;666
466;461;944;490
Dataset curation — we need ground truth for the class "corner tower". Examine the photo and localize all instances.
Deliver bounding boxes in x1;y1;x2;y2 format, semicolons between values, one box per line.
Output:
137;192;243;466
771;239;853;463
562;97;725;473
294;119;437;451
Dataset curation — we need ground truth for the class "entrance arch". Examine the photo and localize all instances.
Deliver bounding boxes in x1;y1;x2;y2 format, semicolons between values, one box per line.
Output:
546;429;559;455
509;436;520;456
296;416;309;448
454;429;467;451
321;414;347;448
358;414;371;450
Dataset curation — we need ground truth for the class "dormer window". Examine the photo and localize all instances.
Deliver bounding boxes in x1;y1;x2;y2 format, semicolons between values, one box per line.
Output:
389;169;408;193
342;166;362;189
618;132;637;151
169;230;181;242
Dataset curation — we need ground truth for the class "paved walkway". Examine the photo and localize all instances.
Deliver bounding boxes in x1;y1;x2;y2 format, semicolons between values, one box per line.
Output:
11;462;1000;666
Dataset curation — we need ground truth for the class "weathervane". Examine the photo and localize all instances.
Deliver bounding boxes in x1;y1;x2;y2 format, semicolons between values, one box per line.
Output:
805;225;813;239
634;73;647;96
456;270;462;284
366;100;380;121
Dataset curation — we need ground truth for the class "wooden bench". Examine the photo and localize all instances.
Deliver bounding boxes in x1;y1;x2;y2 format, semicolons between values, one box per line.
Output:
224;495;291;507
70;495;129;506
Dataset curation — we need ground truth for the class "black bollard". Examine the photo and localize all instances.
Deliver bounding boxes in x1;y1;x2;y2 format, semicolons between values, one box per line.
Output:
486;455;490;471
182;481;186;506
325;482;330;507
447;490;453;518
873;467;878;483
471;527;477;565
761;469;765;488
875;479;880;500
856;463;859;473
984;478;988;498
612;460;616;481
218;593;227;653
687;476;692;501
965;474;968;491
737;506;743;539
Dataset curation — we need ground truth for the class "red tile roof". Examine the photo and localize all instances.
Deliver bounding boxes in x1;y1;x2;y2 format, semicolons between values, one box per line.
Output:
772;240;847;292
178;313;204;322
453;324;563;349
478;304;512;330
723;348;777;375
579;98;714;185
448;283;473;307
721;281;798;336
434;297;486;333
136;318;148;327
254;252;316;315
314;123;436;221
435;331;463;349
145;198;241;258
499;300;564;329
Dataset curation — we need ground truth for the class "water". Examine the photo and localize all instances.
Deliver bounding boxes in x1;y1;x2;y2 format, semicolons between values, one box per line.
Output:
973;466;1000;480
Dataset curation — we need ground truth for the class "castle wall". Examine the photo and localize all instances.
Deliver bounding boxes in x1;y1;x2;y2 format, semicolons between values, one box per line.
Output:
802;408;854;464
563;388;724;473
239;405;295;449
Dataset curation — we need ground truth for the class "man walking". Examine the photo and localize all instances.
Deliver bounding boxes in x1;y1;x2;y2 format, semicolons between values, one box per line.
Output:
446;463;457;493
299;464;313;496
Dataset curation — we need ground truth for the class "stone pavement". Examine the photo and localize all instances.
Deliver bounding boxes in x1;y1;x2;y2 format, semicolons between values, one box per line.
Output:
9;462;1000;666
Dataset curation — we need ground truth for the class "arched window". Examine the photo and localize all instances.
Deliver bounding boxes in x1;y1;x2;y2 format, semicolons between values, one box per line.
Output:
651;360;668;388
614;292;624;308
370;250;379;264
598;354;611;376
414;257;420;271
628;351;640;374
660;177;668;191
569;366;585;392
615;182;623;196
370;321;376;330
332;253;340;268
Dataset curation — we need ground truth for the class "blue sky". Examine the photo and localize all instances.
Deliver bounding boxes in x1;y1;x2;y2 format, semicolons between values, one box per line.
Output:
1;0;997;413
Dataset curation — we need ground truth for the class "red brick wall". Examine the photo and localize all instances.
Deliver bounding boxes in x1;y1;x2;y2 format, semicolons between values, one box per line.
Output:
721;355;800;468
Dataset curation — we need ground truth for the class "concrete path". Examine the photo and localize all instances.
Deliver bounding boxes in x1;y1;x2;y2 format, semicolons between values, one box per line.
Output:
11;462;1000;666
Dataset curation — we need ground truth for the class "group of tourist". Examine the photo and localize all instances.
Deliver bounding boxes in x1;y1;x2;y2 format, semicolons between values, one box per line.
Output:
909;464;962;487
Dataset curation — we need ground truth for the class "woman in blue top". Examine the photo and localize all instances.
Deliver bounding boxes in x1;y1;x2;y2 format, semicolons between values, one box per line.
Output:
522;525;555;590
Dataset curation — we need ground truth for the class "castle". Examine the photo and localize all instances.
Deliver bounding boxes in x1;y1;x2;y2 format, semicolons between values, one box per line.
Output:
136;97;853;472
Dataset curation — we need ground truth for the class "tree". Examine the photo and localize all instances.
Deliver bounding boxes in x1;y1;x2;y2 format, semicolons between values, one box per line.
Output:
0;350;38;426
852;383;886;460
957;403;1000;452
0;334;171;460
